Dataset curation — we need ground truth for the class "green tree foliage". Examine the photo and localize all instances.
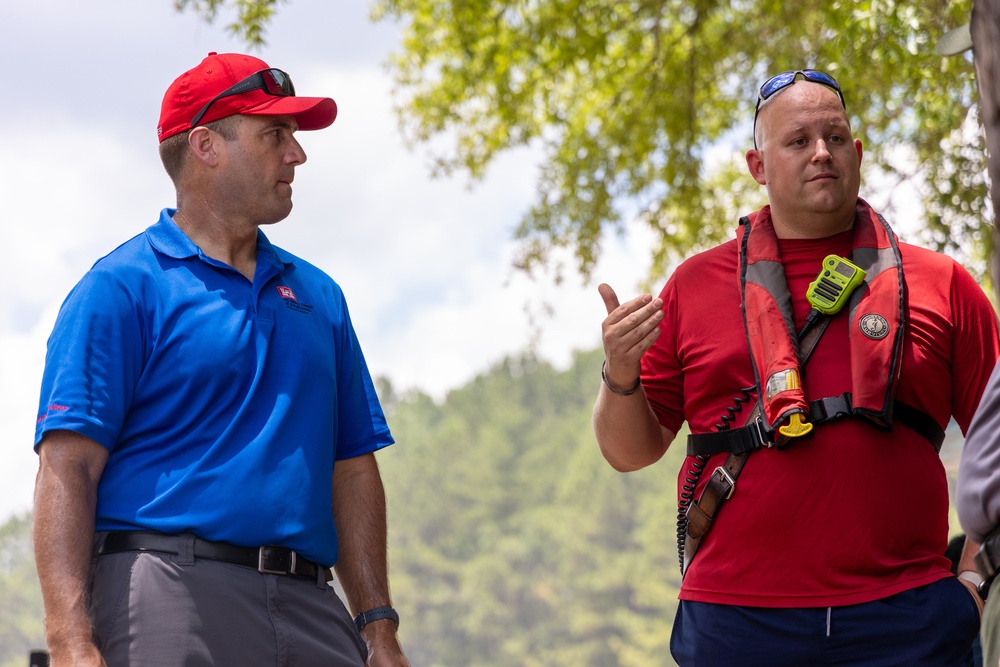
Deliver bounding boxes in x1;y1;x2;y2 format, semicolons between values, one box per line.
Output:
173;0;287;45
379;349;688;666
0;513;44;667
372;0;989;280
177;0;990;282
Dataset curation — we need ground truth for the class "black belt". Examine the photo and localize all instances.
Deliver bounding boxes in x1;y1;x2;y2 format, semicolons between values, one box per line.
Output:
98;531;332;583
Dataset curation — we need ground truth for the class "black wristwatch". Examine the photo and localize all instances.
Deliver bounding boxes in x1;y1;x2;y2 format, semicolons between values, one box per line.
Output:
354;606;399;631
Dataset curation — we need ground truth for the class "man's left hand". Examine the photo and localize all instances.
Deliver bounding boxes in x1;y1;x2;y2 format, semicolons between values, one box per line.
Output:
362;622;410;667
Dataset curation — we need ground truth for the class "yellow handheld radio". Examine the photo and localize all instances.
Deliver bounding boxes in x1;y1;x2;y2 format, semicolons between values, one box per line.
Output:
806;255;867;315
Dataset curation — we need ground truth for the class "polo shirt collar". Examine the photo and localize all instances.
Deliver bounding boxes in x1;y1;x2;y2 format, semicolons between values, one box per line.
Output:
147;208;295;269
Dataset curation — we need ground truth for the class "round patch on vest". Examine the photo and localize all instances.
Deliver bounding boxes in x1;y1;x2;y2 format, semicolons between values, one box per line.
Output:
859;314;890;340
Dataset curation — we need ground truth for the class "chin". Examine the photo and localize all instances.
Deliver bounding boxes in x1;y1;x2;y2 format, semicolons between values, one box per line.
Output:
806;195;850;215
260;202;293;226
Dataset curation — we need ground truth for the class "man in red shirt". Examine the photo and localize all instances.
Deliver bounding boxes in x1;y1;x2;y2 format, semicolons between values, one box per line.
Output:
594;69;998;665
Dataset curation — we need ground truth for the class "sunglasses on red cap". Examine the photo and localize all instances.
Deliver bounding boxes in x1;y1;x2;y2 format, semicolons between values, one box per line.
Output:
190;68;296;129
752;69;846;149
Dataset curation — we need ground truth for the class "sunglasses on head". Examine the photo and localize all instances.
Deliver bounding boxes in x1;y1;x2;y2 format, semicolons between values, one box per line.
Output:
190;68;296;129
752;69;846;149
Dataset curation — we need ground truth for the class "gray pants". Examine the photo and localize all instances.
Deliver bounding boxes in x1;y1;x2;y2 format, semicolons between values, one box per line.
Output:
90;535;367;666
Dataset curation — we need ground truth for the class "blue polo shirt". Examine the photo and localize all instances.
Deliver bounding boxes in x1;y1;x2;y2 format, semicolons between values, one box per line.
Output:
35;209;394;566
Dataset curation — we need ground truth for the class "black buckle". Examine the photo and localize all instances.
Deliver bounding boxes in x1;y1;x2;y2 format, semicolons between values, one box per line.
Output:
810;393;852;423
258;545;296;575
686;413;773;457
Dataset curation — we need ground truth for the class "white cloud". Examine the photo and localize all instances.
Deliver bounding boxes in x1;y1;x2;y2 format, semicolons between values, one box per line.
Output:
0;302;66;520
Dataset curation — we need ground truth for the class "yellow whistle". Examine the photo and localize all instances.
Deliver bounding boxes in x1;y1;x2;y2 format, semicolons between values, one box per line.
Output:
778;413;813;438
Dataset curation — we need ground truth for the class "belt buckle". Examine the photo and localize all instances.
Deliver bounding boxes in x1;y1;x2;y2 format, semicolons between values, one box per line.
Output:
713;466;737;500
258;545;296;575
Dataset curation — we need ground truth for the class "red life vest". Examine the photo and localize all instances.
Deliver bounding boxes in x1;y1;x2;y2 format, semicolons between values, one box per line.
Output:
736;198;906;435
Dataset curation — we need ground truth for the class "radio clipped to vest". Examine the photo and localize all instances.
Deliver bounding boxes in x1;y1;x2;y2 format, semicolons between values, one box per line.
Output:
807;255;867;314
799;255;867;339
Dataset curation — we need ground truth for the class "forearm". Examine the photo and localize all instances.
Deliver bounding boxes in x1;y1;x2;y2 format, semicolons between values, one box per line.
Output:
332;453;392;611
593;384;674;472
332;452;407;664
33;433;107;663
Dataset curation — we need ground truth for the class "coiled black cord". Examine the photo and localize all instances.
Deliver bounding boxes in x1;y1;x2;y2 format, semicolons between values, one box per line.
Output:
676;386;755;573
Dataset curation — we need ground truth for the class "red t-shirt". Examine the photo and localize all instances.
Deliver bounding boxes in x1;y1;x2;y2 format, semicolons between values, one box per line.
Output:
643;229;1000;607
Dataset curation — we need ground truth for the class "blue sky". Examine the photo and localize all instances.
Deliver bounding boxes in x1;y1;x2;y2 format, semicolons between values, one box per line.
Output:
0;0;656;521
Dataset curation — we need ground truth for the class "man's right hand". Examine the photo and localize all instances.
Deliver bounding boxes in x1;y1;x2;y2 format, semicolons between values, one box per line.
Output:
593;283;673;472
598;283;664;391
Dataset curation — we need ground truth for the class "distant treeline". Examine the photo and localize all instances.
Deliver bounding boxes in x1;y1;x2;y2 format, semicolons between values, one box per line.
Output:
378;349;685;666
0;513;44;667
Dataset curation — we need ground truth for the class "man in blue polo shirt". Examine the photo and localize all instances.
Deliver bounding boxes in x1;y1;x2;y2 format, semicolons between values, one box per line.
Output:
32;52;410;667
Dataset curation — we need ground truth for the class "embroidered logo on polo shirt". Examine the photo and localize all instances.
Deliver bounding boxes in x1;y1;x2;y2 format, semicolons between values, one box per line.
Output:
277;285;314;315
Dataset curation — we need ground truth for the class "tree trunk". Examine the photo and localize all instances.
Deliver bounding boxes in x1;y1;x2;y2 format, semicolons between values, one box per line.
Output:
973;0;1000;296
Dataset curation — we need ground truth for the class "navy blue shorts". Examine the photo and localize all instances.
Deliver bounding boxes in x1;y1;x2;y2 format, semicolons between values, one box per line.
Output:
670;577;980;667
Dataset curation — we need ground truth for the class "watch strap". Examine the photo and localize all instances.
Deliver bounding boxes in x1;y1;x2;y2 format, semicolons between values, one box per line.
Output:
354;606;399;631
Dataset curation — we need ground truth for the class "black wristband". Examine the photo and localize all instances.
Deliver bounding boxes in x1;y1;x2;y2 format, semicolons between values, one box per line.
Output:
354;606;399;631
601;360;641;396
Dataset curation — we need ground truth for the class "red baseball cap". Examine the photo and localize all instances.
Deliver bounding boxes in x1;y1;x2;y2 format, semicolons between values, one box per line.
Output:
157;52;338;143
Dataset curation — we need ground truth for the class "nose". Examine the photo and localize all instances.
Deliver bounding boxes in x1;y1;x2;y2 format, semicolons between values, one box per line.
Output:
287;135;307;166
812;139;832;163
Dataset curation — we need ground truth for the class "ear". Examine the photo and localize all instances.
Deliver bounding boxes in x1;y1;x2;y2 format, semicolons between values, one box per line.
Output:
855;139;863;167
746;149;767;185
187;127;220;167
